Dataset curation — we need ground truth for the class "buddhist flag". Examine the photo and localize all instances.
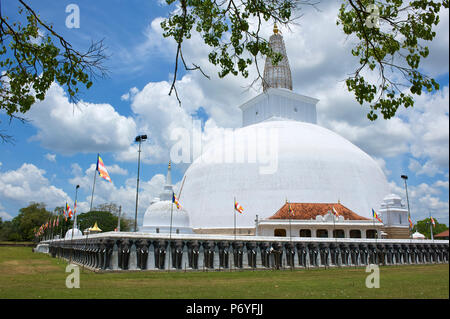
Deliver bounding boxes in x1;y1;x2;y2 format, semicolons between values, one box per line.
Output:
408;216;413;229
372;209;382;223
234;200;244;214
431;216;436;228
172;193;181;209
66;202;73;218
289;203;294;216
97;154;112;182
56;216;59;227
332;206;339;216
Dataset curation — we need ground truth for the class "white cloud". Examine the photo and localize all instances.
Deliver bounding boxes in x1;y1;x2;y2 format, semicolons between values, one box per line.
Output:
0;211;13;221
26;83;137;155
0;163;71;210
0;202;10;220
388;180;449;224
71;163;82;176
433;180;449;189
45;153;56;162
409;159;442;177
68;163;178;226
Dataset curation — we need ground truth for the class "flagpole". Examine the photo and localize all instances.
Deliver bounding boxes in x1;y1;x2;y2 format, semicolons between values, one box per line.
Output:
287;200;292;243
373;215;377;244
169;192;174;272
90;157;98;212
234;197;236;241
333;210;336;242
429;211;434;241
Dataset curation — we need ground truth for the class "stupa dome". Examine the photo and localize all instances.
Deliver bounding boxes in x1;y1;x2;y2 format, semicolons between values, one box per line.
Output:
141;200;193;234
181;119;390;228
141;162;194;234
179;26;390;229
65;228;83;239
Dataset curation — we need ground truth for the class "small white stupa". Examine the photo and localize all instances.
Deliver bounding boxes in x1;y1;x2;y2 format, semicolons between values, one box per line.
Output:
141;162;193;234
412;231;426;239
65;214;83;239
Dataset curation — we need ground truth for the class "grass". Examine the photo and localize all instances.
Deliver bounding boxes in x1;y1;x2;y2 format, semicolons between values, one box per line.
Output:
0;246;448;299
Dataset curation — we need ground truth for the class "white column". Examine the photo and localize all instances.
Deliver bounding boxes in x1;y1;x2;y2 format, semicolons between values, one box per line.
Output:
344;229;350;239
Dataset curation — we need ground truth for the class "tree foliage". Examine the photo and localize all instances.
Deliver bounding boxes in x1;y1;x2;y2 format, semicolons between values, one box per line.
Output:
0;0;107;143
161;0;448;119
161;0;308;103
0;202;51;241
78;207;132;233
1;0;448;143
412;217;448;239
337;0;448;120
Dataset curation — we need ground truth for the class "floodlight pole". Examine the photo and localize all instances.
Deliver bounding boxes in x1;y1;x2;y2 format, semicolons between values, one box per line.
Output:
70;185;80;263
401;175;411;237
134;135;147;232
71;185;80;240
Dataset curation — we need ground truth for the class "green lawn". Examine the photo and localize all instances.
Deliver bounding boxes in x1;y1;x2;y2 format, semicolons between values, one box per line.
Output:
0;247;448;299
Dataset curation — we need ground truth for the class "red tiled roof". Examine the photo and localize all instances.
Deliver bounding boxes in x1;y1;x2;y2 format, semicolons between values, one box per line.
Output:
268;203;369;220
435;230;449;238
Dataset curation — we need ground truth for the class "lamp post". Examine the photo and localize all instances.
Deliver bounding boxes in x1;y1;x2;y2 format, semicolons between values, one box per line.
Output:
72;185;80;236
70;184;80;263
134;135;147;232
401;175;411;236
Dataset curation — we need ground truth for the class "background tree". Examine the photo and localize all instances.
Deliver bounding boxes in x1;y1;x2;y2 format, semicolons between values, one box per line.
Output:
0;219;19;241
94;203;121;216
412;217;449;239
78;207;132;233
0;202;52;241
0;0;107;143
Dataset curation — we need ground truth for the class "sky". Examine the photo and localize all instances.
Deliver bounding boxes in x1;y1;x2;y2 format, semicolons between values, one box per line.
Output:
0;0;448;227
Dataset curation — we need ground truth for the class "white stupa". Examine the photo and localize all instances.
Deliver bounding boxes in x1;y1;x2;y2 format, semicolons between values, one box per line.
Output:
65;214;83;239
141;162;193;234
180;25;390;229
379;194;409;227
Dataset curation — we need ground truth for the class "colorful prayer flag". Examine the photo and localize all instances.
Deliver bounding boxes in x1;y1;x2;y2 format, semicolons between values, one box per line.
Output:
97;154;112;182
409;216;413;229
172;193;181;209
66;202;73;218
431;216;435;228
332;206;339;216
372;209;382;223
288;203;294;216
234;200;244;214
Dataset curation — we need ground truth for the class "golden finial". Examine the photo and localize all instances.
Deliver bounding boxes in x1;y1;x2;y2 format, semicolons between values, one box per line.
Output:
273;23;279;34
338;199;341;204
90;221;102;232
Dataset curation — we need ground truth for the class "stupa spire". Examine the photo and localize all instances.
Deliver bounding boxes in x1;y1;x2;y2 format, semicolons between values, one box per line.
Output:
159;161;174;201
262;23;293;92
166;161;172;186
